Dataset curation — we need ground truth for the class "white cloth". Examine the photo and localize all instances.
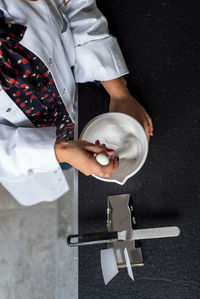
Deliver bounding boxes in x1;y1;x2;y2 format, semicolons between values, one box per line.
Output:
0;0;129;206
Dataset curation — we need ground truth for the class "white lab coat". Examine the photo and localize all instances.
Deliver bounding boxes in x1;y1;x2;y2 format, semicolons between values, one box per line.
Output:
0;0;129;206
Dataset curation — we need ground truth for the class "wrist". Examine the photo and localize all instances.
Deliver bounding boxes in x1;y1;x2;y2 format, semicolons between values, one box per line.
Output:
54;141;70;163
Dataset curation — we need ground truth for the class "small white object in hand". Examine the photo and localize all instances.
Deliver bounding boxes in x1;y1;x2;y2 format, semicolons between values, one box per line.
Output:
96;153;110;166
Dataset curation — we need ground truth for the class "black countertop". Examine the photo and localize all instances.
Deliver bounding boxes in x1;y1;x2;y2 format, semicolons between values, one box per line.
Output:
78;1;200;298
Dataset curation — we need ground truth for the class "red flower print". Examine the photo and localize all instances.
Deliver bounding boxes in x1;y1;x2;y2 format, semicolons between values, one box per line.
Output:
25;69;31;76
22;58;29;64
18;44;24;51
41;86;47;92
4;61;11;68
0;37;74;141
14;81;20;86
8;33;15;39
20;83;28;88
9;78;15;84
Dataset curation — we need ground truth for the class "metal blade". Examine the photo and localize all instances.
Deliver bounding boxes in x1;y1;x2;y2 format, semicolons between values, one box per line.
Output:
118;226;180;241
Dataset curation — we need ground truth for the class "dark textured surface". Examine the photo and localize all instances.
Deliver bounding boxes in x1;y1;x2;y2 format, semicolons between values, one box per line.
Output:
78;1;200;298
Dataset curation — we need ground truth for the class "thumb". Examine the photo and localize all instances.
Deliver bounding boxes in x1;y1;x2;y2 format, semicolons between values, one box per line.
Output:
84;143;108;155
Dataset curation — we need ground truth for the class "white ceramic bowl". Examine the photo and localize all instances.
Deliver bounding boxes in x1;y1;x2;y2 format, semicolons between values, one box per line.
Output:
79;112;148;185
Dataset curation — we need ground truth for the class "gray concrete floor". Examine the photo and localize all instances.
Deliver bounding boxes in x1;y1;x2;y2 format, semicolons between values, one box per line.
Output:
0;168;78;299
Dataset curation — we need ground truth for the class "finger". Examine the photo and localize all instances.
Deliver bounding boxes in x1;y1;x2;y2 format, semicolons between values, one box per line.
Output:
97;155;119;178
112;156;119;174
84;143;108;155
93;157;113;178
95;142;114;154
93;147;115;157
103;156;119;177
144;123;151;143
103;158;114;178
145;113;154;136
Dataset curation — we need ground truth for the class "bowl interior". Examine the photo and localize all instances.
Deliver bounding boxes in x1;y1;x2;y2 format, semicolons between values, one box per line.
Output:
80;113;148;184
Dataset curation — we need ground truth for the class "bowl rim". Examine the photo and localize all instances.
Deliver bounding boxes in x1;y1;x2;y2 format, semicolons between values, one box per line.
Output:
79;112;148;184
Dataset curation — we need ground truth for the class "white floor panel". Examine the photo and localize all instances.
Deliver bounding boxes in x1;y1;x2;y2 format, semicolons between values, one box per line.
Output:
0;167;78;299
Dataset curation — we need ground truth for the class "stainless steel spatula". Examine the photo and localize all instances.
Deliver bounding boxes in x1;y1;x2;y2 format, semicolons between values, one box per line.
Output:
67;226;180;247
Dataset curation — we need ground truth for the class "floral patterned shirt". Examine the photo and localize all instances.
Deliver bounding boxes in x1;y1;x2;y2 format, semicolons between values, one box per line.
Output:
0;10;75;141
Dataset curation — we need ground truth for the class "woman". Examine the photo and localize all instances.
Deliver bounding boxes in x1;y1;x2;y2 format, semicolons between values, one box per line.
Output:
0;0;153;205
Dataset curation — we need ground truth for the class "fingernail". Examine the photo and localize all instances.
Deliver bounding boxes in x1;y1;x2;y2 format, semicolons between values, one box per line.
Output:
95;140;100;144
107;148;115;152
150;131;154;136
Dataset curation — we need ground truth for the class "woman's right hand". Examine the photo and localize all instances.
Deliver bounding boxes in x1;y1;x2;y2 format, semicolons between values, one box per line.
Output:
54;139;119;178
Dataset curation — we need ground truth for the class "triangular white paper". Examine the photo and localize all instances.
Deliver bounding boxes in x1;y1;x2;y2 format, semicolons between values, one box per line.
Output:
124;248;134;281
100;248;119;285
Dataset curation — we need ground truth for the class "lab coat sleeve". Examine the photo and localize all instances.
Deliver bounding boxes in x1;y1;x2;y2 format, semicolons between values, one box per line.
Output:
0;124;60;181
58;0;130;83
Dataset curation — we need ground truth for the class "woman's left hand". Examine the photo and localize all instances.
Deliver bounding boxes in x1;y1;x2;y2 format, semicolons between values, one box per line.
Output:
101;77;153;142
109;93;154;143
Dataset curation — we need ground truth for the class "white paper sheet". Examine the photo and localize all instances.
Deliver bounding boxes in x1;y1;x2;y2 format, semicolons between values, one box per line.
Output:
124;248;134;281
100;248;119;285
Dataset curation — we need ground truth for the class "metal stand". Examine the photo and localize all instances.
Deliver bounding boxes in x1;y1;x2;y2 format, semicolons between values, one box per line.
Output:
107;194;144;268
